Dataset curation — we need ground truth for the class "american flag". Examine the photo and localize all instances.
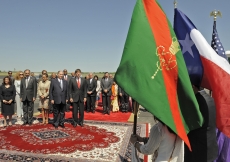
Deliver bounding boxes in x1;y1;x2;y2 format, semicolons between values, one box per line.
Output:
211;21;228;60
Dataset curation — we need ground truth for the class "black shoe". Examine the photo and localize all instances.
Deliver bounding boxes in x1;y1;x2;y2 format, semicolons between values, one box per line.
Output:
53;124;58;129
59;124;65;128
28;123;32;126
79;123;83;127
73;123;77;128
103;112;106;115
92;110;95;113
86;110;90;113
107;111;110;115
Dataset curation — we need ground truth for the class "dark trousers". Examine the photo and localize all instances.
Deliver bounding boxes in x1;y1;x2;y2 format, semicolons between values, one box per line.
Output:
65;102;70;112
120;95;129;104
53;103;65;126
102;95;111;113
73;101;84;124
23;99;34;124
87;95;96;111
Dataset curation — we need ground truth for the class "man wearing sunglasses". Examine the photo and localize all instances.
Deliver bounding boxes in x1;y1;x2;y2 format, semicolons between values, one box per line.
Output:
8;71;15;84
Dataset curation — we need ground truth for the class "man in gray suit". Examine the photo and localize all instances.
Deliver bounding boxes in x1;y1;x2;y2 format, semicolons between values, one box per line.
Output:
49;70;68;129
69;69;87;127
20;69;37;125
101;72;113;115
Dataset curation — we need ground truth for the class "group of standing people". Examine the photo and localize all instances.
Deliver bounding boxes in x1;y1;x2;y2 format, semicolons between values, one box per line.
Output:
0;69;131;129
0;70;38;127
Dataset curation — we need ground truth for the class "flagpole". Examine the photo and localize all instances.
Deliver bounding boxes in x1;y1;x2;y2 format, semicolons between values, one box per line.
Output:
210;10;222;96
133;101;139;135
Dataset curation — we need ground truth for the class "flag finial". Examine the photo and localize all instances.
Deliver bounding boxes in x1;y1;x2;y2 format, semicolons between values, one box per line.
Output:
210;10;222;21
174;0;177;8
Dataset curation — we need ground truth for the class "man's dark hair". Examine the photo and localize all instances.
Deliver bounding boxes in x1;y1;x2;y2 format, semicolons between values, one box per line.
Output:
94;75;98;80
75;69;81;73
8;71;12;74
193;85;200;90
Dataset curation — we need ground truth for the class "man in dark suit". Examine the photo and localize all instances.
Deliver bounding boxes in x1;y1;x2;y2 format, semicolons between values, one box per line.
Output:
86;73;97;113
101;72;113;115
184;85;218;162
49;70;68;129
8;71;15;84
63;69;71;83
118;87;129;112
20;69;37;125
69;69;87;127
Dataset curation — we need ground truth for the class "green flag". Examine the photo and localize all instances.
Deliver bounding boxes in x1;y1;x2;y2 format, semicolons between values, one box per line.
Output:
114;0;203;149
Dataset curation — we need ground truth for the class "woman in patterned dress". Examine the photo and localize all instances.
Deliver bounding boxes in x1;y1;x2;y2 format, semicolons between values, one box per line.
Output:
37;74;51;124
111;81;119;112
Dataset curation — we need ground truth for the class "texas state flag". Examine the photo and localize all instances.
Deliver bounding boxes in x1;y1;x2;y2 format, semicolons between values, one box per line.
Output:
174;8;230;138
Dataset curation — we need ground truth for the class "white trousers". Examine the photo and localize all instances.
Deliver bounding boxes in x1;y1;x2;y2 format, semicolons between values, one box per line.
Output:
15;94;23;117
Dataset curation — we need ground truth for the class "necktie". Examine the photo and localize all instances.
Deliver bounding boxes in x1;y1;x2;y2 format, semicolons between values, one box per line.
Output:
60;80;63;90
77;78;80;88
26;78;28;88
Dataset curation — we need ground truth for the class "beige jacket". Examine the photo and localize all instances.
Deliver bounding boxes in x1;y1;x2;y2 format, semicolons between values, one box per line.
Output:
38;80;51;98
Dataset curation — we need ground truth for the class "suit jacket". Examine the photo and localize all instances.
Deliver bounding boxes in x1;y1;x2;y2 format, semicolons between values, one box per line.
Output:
101;78;112;96
63;75;71;83
10;77;15;84
49;79;68;104
20;76;37;101
69;77;87;102
86;78;97;96
184;90;218;162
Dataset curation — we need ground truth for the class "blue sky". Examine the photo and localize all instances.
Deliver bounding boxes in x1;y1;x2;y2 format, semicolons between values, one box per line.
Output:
0;0;229;73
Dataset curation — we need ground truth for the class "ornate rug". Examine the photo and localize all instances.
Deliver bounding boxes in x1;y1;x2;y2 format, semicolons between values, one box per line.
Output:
0;121;148;162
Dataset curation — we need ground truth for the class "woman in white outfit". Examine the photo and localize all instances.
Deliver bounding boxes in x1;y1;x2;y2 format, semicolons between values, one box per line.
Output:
14;71;24;118
130;117;184;162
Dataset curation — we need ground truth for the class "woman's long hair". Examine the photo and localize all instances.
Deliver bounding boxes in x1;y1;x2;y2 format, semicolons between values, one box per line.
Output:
2;76;12;85
14;71;23;80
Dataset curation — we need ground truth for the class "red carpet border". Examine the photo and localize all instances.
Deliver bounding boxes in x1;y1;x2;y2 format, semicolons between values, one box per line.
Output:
0;121;148;162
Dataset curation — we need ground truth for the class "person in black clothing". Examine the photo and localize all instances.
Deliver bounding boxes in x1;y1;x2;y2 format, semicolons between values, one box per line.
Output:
0;76;16;127
86;73;97;113
118;87;129;113
184;85;218;162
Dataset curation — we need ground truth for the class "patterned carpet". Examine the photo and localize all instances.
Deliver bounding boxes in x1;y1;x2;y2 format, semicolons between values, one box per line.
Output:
0;120;148;162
